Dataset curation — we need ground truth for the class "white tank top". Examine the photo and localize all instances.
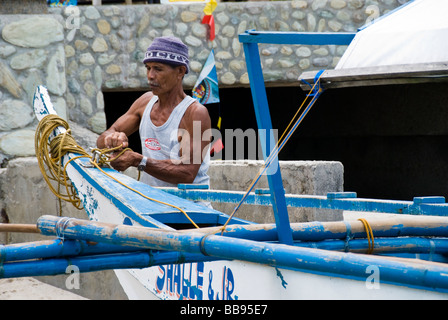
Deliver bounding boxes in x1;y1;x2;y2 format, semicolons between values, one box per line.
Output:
139;95;210;188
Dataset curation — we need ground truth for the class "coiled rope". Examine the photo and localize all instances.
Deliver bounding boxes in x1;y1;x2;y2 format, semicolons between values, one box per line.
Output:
35;114;87;212
35;114;199;228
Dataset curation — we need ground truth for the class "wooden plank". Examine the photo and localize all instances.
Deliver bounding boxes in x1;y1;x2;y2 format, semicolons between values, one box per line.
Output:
299;62;448;90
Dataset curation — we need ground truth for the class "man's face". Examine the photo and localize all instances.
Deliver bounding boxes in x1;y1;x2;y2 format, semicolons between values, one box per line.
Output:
145;62;183;95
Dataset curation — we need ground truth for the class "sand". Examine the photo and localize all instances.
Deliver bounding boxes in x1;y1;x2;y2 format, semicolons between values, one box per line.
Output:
0;277;88;300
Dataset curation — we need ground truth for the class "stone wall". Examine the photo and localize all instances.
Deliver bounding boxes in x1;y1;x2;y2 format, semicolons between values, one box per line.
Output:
0;0;407;162
0;13;67;164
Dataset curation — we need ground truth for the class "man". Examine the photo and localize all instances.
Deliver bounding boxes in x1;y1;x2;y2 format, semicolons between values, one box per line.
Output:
97;36;211;188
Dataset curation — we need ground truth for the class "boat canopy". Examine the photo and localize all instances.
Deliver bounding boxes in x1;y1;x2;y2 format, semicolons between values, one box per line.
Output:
300;0;448;89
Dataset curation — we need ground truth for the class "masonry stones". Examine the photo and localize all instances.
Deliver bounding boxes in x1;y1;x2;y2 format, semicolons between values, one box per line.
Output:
2;16;63;48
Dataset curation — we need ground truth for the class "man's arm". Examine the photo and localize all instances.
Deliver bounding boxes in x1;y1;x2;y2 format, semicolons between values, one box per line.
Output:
97;92;152;149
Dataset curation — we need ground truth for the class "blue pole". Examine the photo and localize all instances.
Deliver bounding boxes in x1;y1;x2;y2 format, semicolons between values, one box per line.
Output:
36;216;448;292
1;251;218;279
201;218;448;242
241;39;293;245
238;30;356;45
0;239;143;262
4;217;448;261
162;188;448;217
295;237;448;255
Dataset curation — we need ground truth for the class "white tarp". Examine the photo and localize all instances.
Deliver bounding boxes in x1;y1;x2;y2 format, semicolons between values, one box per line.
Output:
336;0;448;69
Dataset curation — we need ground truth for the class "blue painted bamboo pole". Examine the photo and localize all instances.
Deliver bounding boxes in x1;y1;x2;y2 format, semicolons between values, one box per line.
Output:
0;239;142;262
36;216;448;292
238;30;356;45
198;217;448;242
1;251;217;279
163;188;448;216
241;38;292;245
4;217;448;262
295;237;448;255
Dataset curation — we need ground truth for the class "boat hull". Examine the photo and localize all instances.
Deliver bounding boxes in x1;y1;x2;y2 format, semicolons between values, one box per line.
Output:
32;85;448;300
114;260;448;300
64;156;448;299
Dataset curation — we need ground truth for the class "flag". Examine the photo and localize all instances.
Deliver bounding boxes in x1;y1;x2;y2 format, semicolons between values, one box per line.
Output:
203;0;217;16
47;0;77;6
202;0;217;41
202;15;215;41
192;50;220;106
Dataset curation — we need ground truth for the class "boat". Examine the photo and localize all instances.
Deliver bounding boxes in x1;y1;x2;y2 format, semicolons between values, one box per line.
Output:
2;0;448;300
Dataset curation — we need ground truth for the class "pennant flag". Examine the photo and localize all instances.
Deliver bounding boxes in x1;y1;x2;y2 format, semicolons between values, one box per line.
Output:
192;50;220;106
202;15;215;41
210;138;224;156
202;0;217;41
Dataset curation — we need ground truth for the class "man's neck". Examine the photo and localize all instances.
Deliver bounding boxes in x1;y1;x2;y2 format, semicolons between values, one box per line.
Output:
157;89;187;110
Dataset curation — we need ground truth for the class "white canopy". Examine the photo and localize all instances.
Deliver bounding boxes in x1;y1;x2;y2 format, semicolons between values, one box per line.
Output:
336;0;448;69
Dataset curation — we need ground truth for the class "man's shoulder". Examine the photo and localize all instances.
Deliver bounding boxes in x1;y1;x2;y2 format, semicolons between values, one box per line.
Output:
131;91;155;114
187;99;209;117
183;98;211;129
137;91;156;105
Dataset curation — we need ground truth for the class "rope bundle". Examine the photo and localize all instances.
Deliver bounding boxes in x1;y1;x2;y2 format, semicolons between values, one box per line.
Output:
35;114;87;212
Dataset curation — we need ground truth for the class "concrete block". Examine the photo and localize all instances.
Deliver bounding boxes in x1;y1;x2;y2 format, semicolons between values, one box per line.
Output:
208;160;344;222
0;157;127;300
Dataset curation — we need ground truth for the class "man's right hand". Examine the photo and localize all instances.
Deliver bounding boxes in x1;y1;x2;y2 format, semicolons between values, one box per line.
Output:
103;131;129;149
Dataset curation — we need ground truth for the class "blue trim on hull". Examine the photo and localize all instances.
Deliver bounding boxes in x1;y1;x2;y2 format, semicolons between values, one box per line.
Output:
68;155;251;229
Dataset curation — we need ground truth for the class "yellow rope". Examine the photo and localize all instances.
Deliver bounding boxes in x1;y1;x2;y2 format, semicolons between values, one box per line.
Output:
358;218;375;254
35;114;86;213
35;114;199;228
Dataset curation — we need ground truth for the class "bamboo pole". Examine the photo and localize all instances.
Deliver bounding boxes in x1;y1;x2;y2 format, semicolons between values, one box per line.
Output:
1;239;137;262
0;250;217;279
183;215;448;241
0;223;39;233
36;215;448;292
